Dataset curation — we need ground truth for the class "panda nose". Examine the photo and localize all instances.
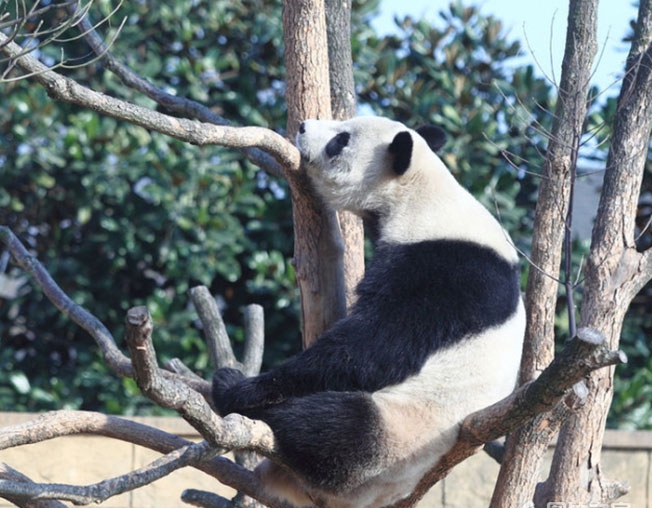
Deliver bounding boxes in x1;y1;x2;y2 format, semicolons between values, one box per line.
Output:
299;122;306;134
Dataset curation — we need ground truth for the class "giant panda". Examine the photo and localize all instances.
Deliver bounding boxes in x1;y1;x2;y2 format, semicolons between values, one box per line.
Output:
212;116;526;508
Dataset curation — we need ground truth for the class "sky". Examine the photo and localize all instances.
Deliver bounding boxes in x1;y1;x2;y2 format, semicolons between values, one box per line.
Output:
374;0;638;93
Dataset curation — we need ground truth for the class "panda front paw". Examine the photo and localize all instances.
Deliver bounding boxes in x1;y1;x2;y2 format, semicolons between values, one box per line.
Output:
212;367;246;416
212;369;285;417
213;367;245;393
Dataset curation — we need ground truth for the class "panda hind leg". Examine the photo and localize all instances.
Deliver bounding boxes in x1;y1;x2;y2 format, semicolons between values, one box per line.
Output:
258;391;385;492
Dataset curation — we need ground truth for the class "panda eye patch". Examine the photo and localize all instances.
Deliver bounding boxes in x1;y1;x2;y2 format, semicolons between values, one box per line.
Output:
325;132;351;158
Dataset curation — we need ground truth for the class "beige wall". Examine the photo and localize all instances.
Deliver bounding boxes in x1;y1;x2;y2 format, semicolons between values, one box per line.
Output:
0;413;647;508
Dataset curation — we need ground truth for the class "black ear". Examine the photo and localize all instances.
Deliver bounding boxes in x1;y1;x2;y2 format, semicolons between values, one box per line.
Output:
388;131;413;175
416;125;447;153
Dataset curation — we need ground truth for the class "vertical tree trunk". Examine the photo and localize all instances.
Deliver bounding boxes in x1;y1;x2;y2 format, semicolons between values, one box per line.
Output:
282;0;346;347
325;0;365;308
542;0;652;502
490;1;598;506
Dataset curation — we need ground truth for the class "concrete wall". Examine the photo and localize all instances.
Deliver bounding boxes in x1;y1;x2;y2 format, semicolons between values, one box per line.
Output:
0;412;648;508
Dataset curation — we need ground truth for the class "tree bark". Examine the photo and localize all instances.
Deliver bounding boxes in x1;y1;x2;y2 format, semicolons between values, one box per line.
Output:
541;0;652;503
325;0;365;309
490;1;598;506
283;0;349;347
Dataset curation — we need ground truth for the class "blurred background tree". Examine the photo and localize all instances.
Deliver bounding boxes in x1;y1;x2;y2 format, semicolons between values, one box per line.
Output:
0;0;649;426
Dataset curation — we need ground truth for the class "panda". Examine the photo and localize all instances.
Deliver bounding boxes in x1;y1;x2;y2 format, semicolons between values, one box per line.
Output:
212;116;526;508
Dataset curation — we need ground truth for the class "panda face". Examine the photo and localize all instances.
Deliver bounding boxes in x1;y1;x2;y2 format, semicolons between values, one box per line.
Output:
296;116;444;216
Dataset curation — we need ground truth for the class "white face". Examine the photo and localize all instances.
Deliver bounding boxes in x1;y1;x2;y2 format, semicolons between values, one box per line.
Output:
295;116;429;215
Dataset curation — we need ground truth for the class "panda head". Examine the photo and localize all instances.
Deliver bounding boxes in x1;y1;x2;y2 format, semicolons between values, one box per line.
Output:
296;116;447;218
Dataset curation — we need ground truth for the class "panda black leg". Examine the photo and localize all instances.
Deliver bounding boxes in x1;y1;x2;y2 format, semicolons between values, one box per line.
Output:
259;391;384;491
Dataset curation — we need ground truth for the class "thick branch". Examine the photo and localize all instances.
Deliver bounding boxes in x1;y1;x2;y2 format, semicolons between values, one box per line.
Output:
494;0;599;505
546;0;652;503
282;0;346;346
0;32;299;171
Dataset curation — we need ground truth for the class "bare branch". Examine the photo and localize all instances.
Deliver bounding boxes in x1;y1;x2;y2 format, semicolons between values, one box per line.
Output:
544;0;652;502
0;32;299;171
0;441;217;505
242;304;265;377
182;489;236;508
0;0;100;78
164;358;207;382
0;463;68;508
492;1;601;505
0;411;282;506
189;285;240;371
65;3;284;178
388;328;626;508
0;226;211;398
124;306;275;457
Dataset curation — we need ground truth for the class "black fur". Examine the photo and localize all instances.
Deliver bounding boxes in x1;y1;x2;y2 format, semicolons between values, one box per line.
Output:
213;239;520;417
416;125;447;153
255;392;383;490
388;131;413;174
325;132;351;158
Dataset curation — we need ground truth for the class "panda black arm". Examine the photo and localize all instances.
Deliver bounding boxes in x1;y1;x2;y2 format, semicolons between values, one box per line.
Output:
212;317;375;417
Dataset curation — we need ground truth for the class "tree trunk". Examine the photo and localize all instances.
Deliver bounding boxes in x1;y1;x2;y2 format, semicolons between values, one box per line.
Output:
490;0;598;506
325;0;366;308
282;0;347;347
542;0;652;502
